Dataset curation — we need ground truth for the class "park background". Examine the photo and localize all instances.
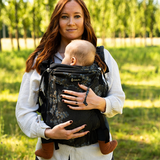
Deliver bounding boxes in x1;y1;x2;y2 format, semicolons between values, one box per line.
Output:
0;0;160;159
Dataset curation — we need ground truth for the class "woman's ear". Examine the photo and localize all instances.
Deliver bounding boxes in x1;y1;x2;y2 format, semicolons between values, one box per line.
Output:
70;57;77;66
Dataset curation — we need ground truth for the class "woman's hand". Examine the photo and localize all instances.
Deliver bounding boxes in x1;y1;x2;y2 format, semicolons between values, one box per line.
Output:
61;83;106;112
45;120;89;140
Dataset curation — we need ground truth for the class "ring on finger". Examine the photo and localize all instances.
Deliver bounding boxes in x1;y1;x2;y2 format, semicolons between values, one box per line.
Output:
75;101;78;105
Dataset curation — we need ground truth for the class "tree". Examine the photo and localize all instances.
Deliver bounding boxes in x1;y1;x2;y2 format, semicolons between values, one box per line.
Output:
116;0;130;47
0;0;4;51
146;0;157;46
85;0;99;35
19;0;32;48
137;0;147;46
155;2;160;36
3;0;15;50
15;0;20;50
127;0;138;46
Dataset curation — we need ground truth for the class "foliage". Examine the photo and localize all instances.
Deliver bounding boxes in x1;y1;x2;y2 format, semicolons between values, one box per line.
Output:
0;0;160;44
0;46;160;159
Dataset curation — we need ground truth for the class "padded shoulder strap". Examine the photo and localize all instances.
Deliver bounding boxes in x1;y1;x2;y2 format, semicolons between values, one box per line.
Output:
39;59;51;75
96;46;109;73
96;46;105;62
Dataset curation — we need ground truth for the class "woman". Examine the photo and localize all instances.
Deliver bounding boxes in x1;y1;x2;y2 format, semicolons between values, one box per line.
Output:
16;0;125;160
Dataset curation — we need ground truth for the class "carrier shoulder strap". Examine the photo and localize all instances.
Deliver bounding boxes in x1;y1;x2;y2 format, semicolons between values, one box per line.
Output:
96;46;109;73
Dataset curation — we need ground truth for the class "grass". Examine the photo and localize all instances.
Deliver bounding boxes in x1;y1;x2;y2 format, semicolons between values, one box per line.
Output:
0;49;37;160
0;46;160;159
107;46;160;160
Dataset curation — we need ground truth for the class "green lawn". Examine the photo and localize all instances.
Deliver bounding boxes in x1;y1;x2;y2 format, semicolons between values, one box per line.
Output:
107;46;160;160
0;46;160;160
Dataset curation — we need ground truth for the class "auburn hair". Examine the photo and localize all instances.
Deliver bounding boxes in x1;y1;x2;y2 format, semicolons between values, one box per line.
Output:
95;54;107;73
25;0;97;74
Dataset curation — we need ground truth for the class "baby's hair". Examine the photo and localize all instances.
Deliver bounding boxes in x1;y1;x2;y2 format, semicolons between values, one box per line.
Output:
66;40;107;72
68;40;96;66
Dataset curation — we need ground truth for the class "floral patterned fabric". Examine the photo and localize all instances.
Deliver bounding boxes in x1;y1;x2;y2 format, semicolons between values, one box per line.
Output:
39;63;108;147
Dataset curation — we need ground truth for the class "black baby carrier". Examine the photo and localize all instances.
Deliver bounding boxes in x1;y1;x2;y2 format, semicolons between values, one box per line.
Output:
37;46;110;147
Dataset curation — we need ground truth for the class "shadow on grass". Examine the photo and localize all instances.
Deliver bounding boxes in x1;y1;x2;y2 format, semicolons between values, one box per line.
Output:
108;46;160;67
114;139;160;160
109;107;160;129
122;83;160;101
0;100;21;135
108;107;160;160
1;98;160;159
0;81;21;94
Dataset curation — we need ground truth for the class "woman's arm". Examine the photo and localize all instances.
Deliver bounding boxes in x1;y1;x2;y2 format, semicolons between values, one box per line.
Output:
15;70;50;138
103;49;125;117
61;49;125;117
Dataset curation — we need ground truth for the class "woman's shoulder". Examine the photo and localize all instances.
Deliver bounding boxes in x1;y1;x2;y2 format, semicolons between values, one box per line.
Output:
22;69;41;84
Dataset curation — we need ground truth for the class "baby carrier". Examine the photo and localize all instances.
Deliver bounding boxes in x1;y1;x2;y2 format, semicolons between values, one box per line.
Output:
37;46;110;147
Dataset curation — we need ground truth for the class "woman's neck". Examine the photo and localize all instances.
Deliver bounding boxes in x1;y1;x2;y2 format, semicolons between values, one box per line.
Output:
58;39;71;57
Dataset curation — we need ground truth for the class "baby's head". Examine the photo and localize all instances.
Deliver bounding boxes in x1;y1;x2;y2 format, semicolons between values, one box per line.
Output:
62;40;96;66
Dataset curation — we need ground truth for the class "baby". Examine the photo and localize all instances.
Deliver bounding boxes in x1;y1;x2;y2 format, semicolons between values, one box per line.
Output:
35;40;117;159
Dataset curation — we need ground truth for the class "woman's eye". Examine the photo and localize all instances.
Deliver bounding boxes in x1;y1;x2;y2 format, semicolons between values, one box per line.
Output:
61;16;68;19
75;15;81;18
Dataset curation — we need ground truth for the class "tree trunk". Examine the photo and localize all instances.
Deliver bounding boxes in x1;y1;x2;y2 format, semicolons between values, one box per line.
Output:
101;13;106;47
101;33;105;47
123;31;126;47
0;6;2;51
119;32;122;47
33;2;36;48
112;32;116;48
129;34;132;46
143;26;147;47
9;31;14;50
140;34;143;47
132;32;135;47
0;29;2;51
150;32;153;46
24;27;27;48
143;0;147;47
15;2;20;50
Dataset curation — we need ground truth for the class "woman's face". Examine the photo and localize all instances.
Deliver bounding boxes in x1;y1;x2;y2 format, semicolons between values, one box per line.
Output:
59;0;84;43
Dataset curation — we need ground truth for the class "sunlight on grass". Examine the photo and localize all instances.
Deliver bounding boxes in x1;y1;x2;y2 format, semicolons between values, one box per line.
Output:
0;47;160;160
116;130;160;144
0;135;37;160
0;92;18;102
124;99;160;108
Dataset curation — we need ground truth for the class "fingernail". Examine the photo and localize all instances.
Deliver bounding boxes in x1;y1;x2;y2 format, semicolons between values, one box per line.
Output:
85;124;87;127
60;95;62;97
62;90;65;93
70;120;73;123
62;99;64;102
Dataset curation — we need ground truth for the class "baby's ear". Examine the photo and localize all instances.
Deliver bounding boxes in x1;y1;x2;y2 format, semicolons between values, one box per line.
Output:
70;57;77;66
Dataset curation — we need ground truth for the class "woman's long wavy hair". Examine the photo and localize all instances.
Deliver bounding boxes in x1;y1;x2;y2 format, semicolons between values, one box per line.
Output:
25;0;100;74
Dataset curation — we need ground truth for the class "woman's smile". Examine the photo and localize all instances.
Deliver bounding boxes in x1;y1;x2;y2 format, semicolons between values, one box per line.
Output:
66;29;77;32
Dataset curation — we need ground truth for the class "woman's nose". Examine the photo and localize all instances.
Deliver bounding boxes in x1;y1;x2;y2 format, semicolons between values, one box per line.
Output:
68;17;74;25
